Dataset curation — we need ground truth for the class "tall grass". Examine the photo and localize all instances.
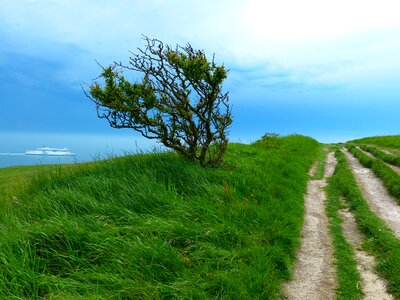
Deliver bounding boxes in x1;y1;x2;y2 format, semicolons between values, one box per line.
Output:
0;135;320;298
0;165;49;194
331;150;400;297
0;164;83;199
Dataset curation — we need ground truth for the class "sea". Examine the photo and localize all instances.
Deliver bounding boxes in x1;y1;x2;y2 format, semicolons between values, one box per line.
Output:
0;131;158;168
0;131;360;169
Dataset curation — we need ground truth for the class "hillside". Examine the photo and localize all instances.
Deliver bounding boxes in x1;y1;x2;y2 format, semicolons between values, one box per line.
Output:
0;135;320;299
0;165;67;195
3;134;400;299
352;135;400;152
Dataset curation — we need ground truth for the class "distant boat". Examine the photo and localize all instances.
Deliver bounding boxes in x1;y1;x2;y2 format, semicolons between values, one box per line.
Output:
25;146;75;156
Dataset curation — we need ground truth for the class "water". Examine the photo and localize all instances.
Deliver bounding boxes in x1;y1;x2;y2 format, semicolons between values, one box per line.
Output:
0;131;158;168
0;131;355;169
0;152;78;168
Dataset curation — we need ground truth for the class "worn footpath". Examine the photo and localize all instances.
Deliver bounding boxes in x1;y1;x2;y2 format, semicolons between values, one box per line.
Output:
284;152;336;300
343;148;400;238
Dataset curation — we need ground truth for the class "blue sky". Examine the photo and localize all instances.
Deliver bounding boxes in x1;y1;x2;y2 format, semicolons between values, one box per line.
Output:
1;0;400;143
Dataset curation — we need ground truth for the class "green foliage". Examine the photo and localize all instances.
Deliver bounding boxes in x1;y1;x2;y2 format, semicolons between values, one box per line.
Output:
87;36;232;167
0;135;320;298
346;144;400;202
331;150;400;297
254;132;282;149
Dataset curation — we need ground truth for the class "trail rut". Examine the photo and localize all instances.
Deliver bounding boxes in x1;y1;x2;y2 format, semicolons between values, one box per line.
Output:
338;203;394;300
343;148;400;238
284;152;336;300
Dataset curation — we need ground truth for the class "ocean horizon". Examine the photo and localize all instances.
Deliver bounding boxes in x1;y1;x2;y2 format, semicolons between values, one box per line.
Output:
0;131;158;168
0;130;374;169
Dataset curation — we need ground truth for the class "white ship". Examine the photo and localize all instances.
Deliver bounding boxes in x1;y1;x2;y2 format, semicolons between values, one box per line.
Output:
25;146;75;156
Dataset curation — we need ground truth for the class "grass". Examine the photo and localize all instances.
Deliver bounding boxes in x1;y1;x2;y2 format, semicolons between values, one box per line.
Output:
0;164;86;200
326;163;363;299
0;165;43;189
310;147;328;180
346;144;400;203
0;165;59;199
330;150;400;297
352;135;400;153
0;135;320;299
357;144;400;167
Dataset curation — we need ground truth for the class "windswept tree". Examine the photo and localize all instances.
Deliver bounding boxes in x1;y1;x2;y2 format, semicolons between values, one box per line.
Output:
86;36;232;167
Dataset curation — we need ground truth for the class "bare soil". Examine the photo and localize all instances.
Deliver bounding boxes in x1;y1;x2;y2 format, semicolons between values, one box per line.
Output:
308;161;318;177
284;152;336;300
338;201;394;300
343;148;400;238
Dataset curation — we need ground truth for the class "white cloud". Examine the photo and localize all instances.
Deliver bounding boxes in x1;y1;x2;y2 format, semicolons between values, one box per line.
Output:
1;0;400;94
241;0;400;41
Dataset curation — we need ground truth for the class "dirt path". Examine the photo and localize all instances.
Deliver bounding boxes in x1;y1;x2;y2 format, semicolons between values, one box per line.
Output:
284;152;336;300
338;203;394;300
343;148;400;238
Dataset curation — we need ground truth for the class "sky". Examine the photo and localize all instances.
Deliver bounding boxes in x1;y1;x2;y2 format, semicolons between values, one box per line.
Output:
1;0;400;144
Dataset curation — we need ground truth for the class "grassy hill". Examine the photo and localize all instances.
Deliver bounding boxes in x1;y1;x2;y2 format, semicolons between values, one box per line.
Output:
0;165;46;190
352;135;400;151
0;135;320;299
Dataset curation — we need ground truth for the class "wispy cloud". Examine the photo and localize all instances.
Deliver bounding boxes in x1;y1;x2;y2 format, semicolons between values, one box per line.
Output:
1;0;400;93
1;0;400;138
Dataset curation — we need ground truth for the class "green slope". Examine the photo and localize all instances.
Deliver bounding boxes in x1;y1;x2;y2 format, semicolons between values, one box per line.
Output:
0;165;43;190
0;135;320;299
352;135;400;152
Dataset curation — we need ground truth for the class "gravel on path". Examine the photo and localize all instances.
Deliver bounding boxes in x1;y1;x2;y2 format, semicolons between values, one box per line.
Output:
284;152;336;300
343;148;400;238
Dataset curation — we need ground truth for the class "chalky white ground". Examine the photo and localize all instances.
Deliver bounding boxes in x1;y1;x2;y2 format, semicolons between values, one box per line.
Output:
343;148;400;238
285;150;397;299
339;203;394;300
284;152;336;300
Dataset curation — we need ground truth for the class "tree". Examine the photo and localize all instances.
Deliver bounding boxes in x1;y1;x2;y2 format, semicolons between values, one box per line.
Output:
86;36;232;167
